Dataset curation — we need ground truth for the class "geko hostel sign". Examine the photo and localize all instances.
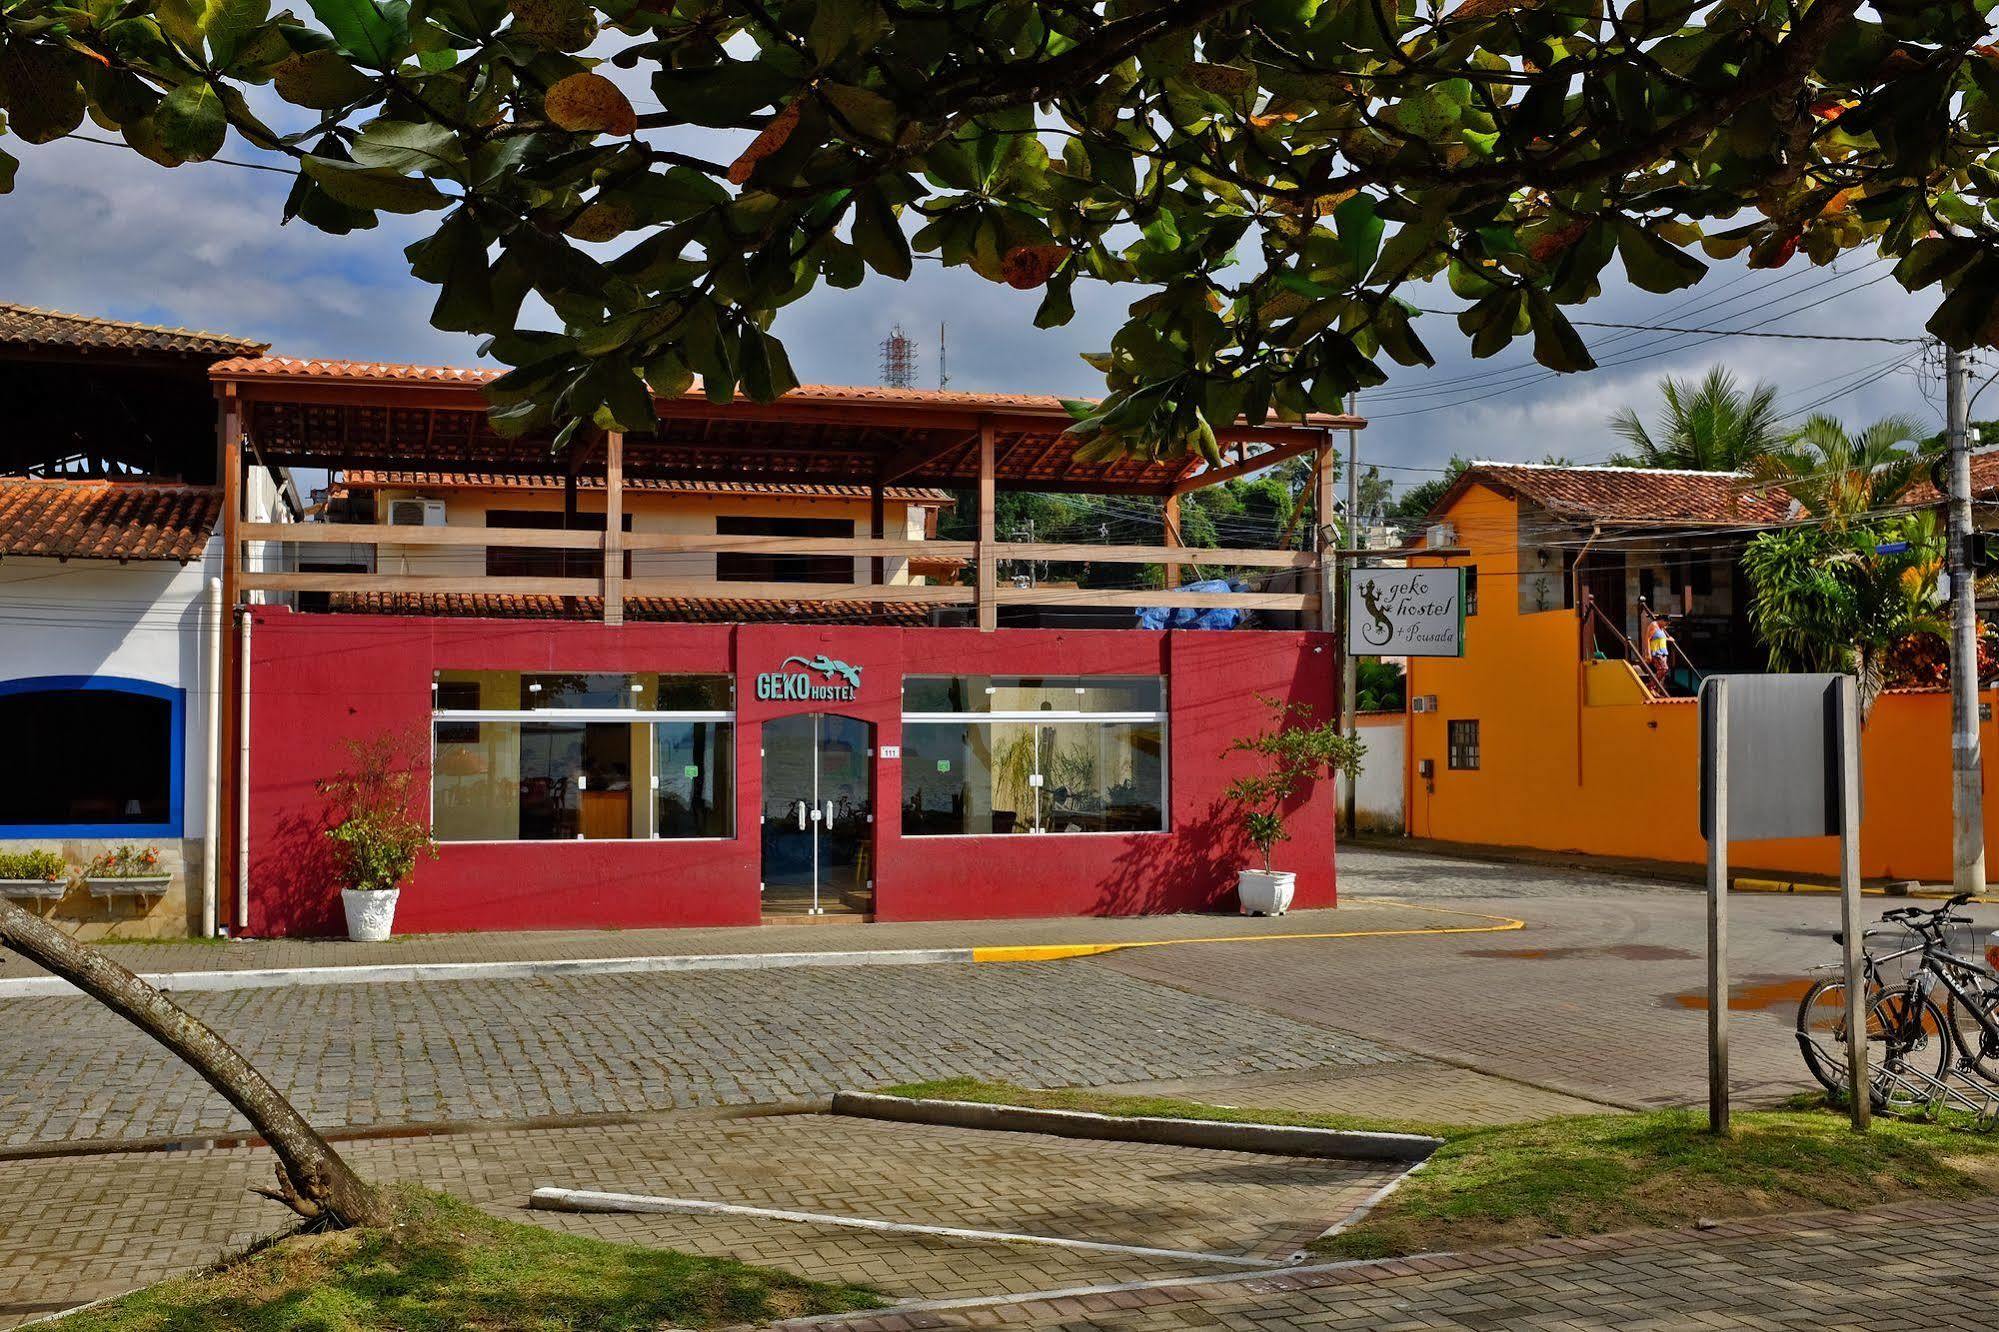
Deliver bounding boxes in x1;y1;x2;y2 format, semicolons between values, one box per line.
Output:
1345;568;1465;659
756;654;864;702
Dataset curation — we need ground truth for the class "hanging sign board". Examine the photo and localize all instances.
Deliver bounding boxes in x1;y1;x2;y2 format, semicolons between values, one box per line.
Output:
1345;568;1465;658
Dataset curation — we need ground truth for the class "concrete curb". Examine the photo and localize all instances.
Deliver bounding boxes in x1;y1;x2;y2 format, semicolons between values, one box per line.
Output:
0;947;973;999
831;1091;1443;1163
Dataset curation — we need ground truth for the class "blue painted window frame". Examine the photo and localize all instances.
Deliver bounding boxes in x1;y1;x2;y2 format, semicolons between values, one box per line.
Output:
0;675;185;838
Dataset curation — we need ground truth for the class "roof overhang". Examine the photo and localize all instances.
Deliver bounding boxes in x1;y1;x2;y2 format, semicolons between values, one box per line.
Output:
212;357;1362;497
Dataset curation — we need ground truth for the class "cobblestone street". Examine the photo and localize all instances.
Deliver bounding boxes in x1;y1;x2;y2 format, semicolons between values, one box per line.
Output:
8;847;1999;1328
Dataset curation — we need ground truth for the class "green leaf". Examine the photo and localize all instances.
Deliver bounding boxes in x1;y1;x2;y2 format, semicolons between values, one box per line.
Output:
1526;291;1596;372
271;50;376;110
302;154;449;212
406;209;492;331
306;0;410;67
850;187;912;280
204;0;272;69
738;327;799;402
351;117;465;175
820;83;899;144
1334;194;1385;277
1615;221;1707;294
155;80;227;162
0;43;86;145
0;147;16;193
1894;236;1976;292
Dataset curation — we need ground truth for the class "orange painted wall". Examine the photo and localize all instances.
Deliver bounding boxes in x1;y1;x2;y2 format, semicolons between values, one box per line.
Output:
1405;482;1998;882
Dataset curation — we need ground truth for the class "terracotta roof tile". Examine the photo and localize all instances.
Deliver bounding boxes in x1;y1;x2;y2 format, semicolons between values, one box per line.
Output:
325;592;935;626
1452;462;1793;527
0;479;220;562
0;303;265;358
209;356;1365;426
1899;450;1999;506
335;470;956;504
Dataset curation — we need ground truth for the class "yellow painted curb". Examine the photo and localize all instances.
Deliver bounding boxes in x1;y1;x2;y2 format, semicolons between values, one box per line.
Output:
970;900;1524;965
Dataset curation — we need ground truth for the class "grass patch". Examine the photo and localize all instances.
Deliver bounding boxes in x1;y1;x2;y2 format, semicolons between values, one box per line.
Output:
62;1186;882;1331
881;1079;1999;1261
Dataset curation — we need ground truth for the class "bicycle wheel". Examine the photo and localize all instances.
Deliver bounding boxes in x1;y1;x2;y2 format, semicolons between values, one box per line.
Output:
1797;977;1859;1096
1796;980;1948;1108
1947;979;1999;1086
1869;990;1952;1113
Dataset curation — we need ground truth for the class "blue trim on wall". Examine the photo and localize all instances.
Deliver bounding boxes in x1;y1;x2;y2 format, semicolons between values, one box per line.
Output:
0;675;186;839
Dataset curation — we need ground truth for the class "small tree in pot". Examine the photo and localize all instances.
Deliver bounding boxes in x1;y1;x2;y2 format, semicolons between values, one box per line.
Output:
1222;697;1365;915
320;733;436;942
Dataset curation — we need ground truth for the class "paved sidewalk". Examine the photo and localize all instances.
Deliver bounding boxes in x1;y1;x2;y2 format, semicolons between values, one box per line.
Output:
0;900;1510;984
781;1195;1999;1331
0;1109;1399;1326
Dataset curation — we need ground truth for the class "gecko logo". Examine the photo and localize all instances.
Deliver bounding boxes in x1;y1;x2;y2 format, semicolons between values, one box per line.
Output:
756;654;863;702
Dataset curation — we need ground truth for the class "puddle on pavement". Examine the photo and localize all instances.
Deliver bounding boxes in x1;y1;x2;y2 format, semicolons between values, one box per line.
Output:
1666;975;1815;1012
1463;943;1697;962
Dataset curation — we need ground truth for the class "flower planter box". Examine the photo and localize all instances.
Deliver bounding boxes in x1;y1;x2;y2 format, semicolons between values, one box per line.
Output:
85;875;173;898
1236;869;1296;916
0;879;68;901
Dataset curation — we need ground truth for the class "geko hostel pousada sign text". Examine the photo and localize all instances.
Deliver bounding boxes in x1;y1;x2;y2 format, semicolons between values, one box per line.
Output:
756;654;864;702
1345;568;1465;659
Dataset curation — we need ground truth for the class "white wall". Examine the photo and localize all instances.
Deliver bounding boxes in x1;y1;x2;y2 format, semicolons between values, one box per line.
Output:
0;537;222;834
1335;714;1406;835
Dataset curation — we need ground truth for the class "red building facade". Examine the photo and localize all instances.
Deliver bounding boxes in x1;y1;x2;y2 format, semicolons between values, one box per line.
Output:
245;611;1339;935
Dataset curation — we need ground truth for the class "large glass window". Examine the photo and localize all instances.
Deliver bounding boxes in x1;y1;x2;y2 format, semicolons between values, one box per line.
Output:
431;672;733;842
484;509;632;579
900;676;1165;836
0;680;178;833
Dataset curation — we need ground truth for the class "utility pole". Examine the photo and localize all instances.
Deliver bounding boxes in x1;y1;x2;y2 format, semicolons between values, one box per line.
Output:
1946;346;1987;895
1340;396;1361;838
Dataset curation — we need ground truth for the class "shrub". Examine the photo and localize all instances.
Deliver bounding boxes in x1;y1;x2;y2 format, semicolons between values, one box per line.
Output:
84;845;163;878
0;849;68;882
320;733;437;892
1221;696;1365;871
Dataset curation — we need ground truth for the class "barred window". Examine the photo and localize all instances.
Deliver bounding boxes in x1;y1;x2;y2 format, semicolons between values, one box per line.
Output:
1448;720;1480;771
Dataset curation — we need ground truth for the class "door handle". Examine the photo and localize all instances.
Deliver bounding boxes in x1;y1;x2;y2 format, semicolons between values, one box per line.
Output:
796;802;807;830
823;800;834;826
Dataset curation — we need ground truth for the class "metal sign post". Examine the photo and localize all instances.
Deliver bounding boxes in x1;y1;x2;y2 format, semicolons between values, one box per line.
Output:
1700;672;1867;1133
1704;676;1729;1134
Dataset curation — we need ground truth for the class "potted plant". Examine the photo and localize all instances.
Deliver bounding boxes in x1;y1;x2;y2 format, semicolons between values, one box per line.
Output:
0;849;70;900
320;734;436;942
82;845;172;897
1222;697;1365;915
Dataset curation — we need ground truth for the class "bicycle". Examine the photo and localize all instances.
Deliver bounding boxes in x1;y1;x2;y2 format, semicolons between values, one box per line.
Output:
1795;894;1999;1120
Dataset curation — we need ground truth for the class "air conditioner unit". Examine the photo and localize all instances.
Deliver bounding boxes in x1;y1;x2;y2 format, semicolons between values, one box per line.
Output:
1426;522;1457;549
388;499;447;527
1411;695;1439;713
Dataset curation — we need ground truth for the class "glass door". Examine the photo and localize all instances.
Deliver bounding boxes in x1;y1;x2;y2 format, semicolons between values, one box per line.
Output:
760;713;873;915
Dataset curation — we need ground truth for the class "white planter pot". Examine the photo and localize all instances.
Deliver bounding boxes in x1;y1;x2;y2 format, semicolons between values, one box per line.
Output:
341;887;400;942
84;874;172;899
0;879;67;901
1237;869;1296;916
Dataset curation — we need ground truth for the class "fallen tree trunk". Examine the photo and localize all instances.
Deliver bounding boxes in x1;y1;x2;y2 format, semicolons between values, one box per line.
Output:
0;900;385;1228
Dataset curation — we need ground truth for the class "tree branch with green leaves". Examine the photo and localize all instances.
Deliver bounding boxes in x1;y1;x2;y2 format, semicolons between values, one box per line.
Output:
3;0;1995;459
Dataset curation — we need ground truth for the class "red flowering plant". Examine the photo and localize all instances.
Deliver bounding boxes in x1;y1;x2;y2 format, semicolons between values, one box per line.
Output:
85;845;165;878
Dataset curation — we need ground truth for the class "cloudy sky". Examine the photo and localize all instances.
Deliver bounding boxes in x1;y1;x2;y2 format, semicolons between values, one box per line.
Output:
0;125;1943;508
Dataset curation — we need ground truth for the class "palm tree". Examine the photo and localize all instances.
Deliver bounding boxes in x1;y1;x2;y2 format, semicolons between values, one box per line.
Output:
1749;413;1932;524
1741;413;1945;717
1608;368;1784;471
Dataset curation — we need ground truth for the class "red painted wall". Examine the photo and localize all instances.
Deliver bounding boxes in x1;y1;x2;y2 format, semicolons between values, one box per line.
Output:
246;609;1339;936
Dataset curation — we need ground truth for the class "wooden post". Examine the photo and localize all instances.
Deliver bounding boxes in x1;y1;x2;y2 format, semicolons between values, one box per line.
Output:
603;430;624;627
1162;493;1182;590
217;390;242;931
870;481;887;624
1703;675;1730;1134
1835;674;1871;1130
975;419;997;632
1315;432;1337;633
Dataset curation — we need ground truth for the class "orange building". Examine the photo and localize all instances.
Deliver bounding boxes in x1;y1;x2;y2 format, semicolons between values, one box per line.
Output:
1398;462;1998;883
